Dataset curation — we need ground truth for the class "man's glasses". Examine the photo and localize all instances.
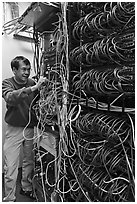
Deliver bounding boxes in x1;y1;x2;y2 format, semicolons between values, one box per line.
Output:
20;67;32;72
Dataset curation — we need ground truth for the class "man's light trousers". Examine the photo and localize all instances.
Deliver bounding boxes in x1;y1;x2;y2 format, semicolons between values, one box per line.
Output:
3;125;34;202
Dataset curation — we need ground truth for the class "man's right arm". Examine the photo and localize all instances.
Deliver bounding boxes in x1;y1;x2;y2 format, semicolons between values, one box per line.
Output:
2;77;47;106
2;79;33;106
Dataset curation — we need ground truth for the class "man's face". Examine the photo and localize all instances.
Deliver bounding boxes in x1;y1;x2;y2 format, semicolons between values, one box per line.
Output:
13;61;31;83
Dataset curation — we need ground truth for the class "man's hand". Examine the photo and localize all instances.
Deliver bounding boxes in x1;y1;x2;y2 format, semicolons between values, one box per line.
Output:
36;77;47;89
31;77;47;92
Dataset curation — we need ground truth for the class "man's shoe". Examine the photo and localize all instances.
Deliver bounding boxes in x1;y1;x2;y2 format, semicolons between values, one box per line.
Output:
20;188;36;200
3;197;16;202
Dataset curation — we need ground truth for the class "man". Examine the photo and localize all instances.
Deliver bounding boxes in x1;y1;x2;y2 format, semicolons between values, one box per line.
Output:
2;56;46;202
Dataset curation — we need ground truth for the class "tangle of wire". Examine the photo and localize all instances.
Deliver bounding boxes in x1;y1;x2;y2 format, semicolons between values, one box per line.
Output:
32;2;76;201
72;2;134;41
69;31;135;67
31;2;135;202
72;66;134;95
69;110;135;201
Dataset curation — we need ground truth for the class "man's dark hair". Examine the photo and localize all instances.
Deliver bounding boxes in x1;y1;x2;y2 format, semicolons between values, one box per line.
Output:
11;56;31;70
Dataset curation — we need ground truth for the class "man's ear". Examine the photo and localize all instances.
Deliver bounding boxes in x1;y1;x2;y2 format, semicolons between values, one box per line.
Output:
12;67;17;75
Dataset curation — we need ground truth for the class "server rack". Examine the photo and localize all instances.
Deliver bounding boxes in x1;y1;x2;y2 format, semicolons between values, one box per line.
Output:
17;2;135;202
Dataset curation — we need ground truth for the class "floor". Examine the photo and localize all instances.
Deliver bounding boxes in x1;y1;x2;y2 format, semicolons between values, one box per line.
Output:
2;168;36;202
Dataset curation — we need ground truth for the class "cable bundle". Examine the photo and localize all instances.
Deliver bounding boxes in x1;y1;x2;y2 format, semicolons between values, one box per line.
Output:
73;112;131;143
70;31;135;67
85;2;134;34
32;2;135;202
67;109;135;201
66;1;135;202
33;71;63;127
33;146;55;202
72;157;134;202
72;2;105;16
33;3;71;202
72;2;134;41
72;66;134;95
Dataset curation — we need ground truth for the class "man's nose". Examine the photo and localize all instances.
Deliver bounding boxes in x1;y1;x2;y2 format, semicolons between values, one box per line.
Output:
25;69;31;73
